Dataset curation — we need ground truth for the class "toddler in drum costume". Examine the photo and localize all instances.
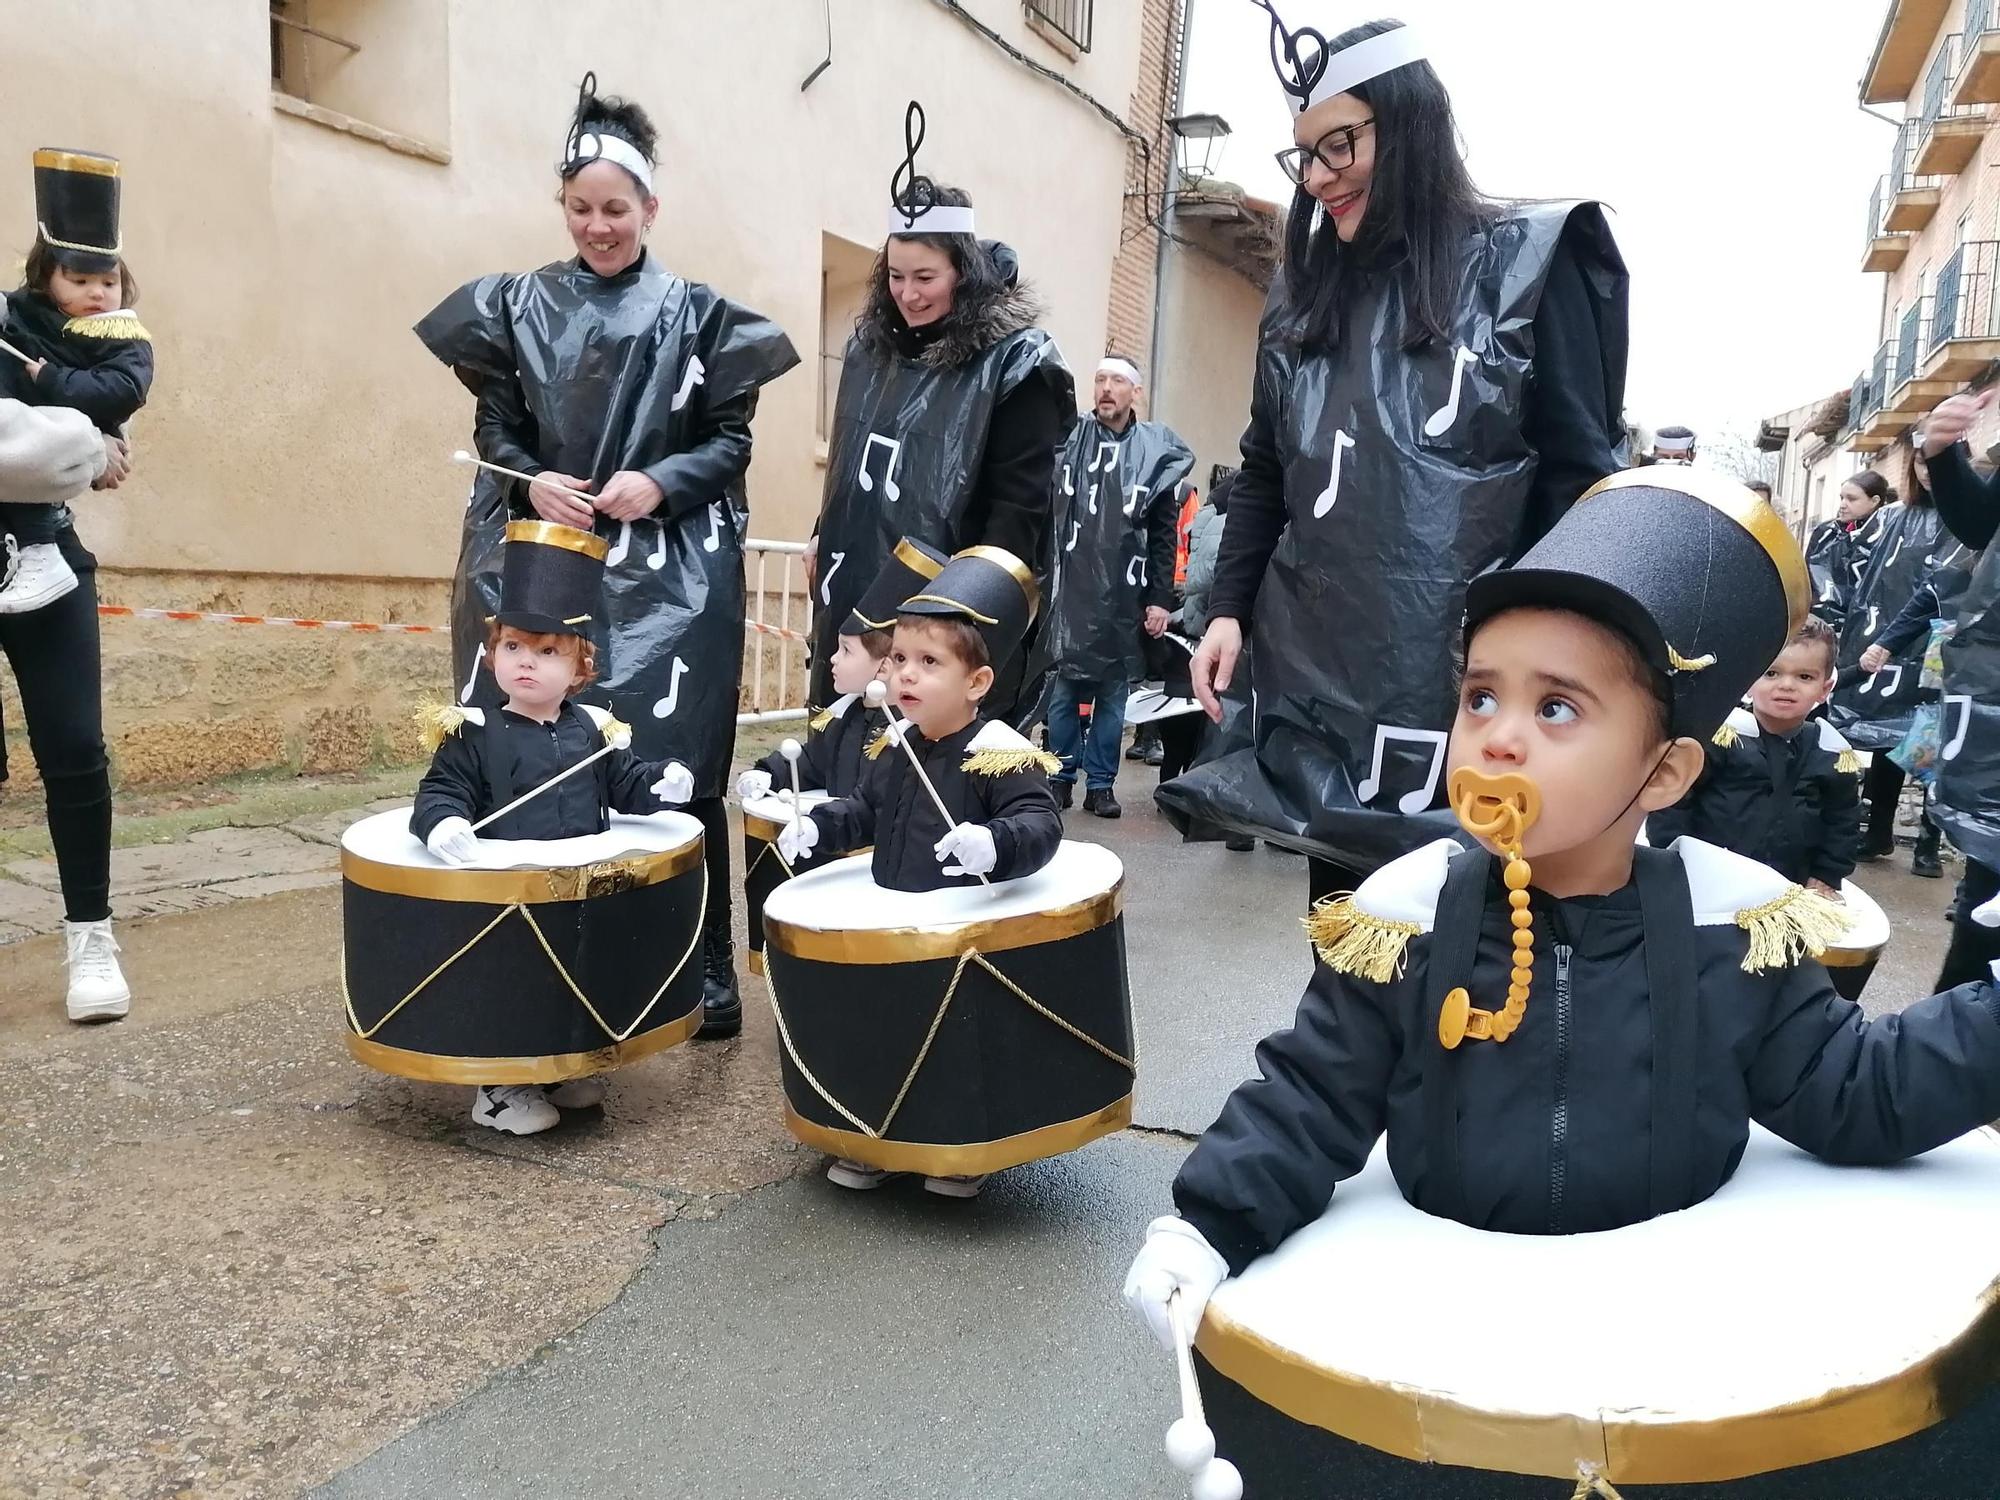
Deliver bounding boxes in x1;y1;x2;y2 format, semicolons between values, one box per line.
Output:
734;540;948;805
1125;467;2000;1350
1648;615;1863;899
411;521;697;1136
0;149;155;614
778;546;1063;1196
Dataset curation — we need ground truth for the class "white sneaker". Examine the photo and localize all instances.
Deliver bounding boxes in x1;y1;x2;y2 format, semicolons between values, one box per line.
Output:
923;1173;988;1199
826;1158;902;1190
472;1084;559;1135
0;543;78;614
547;1075;606;1109
64;918;131;1022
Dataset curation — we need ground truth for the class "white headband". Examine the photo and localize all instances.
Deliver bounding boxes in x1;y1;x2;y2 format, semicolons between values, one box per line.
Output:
568;132;654;193
1655;432;1695;453
1097;358;1143;386
1294;25;1429;114
887;204;977;237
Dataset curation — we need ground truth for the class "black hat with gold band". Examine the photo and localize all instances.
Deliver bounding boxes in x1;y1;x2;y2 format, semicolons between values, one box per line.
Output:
1463;467;1807;742
33;148;122;275
898;545;1040;671
846;537;949;636
495;521;608;639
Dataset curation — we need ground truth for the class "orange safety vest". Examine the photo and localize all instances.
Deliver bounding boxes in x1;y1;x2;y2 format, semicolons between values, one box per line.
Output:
1174;486;1199;589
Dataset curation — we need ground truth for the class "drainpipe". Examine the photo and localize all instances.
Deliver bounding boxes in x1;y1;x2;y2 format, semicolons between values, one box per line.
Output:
1148;0;1194;421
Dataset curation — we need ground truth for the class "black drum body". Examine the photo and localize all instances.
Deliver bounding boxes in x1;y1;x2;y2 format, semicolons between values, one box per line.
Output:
740;791;827;976
341;809;707;1083
761;845;1135;1175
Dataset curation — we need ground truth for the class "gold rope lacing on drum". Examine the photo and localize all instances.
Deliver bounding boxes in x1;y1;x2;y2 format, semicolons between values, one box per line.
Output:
747;838;795;883
764;946;1135;1140
1570;1462;1625;1500
341;862;708;1046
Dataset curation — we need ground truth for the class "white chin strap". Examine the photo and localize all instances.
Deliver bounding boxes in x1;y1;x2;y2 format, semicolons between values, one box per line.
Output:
568;132;654;193
1294;24;1428;114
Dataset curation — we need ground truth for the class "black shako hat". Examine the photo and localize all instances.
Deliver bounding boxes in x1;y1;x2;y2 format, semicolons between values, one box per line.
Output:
1463;468;1808;742
495;521;608;638
847;537;949;636
33;148;122;274
898;546;1040;671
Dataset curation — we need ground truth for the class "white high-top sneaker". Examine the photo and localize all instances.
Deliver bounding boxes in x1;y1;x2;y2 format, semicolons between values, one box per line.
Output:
0;543;79;614
64;918;131;1022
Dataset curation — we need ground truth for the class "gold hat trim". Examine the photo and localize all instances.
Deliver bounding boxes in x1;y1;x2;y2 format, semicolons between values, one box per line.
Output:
1577;468;1808;635
848;609;898;631
902;593;1000;625
764;880;1122;964
893;538;947;580
955;544;1042;625
780;1096;1131;1176
504;518;610;561
341;836;700;904
34;148;119;178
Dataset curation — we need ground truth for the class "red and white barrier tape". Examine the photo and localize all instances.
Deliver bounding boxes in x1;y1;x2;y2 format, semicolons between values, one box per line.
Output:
98;604;810;643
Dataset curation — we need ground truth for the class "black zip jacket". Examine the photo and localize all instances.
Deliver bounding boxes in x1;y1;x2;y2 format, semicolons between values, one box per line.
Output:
3;287;153;435
1174;838;2000;1275
798;716;1062;893
753;692;884;800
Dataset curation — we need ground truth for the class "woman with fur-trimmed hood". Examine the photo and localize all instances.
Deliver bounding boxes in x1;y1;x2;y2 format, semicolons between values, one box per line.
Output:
805;103;1075;710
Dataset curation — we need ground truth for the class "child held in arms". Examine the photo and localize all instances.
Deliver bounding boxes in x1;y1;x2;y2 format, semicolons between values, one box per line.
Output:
735;540;948;804
1123;468;2000;1350
410;521;695;1136
1648;615;1862;900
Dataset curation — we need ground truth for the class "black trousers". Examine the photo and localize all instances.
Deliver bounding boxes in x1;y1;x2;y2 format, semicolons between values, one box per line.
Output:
0;501;63;546
1937;856;2000;992
1862;754;1904;851
0;565;111;921
688;794;733;948
1157;715;1200;782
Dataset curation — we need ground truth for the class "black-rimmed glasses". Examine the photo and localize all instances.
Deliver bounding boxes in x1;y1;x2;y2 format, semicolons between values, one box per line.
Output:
1274;118;1375;187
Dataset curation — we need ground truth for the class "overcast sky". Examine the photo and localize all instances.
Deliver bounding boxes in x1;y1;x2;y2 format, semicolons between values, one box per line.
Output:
1180;0;1890;438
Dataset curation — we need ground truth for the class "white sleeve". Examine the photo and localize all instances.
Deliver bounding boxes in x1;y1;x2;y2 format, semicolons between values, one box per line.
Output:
0;398;108;505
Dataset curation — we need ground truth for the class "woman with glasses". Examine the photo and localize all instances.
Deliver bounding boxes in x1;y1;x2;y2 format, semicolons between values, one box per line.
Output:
1159;8;1630;902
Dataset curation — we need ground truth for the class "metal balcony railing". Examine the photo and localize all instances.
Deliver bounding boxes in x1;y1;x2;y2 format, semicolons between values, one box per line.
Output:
1924;35;1973;136
1895;297;1929;390
1889;120;1940;195
1866;176;1886;245
1872;342;1890;409
1027;0;1093;51
1931;240;2000;350
1969;0;1992;45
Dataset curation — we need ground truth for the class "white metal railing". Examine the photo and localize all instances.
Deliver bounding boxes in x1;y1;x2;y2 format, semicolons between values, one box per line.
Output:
741;537;811;724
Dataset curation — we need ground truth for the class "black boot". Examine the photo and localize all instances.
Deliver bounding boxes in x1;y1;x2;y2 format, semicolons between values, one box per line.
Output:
1913;818;1944;879
1084;787;1122;819
696;919;742;1039
1053;779;1075;810
1125;726;1157;762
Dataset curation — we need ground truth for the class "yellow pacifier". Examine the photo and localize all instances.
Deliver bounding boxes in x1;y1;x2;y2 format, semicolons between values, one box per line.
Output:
1438;767;1542;1050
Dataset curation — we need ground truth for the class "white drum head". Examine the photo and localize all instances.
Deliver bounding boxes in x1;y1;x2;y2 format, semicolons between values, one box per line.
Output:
1828;878;1890;960
763;840;1122;933
742;789;831;825
1200;1125;2000;1480
342;806;702;873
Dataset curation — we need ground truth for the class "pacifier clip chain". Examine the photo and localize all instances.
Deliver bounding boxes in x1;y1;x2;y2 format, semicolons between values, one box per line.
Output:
1440;768;1541;1050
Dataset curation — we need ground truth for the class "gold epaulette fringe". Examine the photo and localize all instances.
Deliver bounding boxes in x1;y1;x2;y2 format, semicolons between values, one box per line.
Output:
961;747;1063;778
1835;748;1862;775
1712;721;1739;748
865;729;892;760
1302;895;1420;983
1736;885;1853;973
64;310;149;342
415;699;471;754
808;705;834;732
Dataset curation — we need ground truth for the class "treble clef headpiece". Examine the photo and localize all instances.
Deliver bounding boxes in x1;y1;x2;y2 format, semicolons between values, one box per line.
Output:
557;70;655;192
1248;2;1429;117
886;100;975;238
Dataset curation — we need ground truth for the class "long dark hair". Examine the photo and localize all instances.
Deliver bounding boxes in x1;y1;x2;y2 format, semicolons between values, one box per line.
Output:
1279;20;1489;352
1899;430;1937;509
24;240;140;306
854;183;1021;356
1846;470;1895;509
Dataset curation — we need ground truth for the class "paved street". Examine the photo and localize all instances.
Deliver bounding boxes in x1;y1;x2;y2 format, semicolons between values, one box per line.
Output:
0;760;1957;1498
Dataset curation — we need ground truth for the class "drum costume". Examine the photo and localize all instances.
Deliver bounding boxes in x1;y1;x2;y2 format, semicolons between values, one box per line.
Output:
1133;467;2000;1495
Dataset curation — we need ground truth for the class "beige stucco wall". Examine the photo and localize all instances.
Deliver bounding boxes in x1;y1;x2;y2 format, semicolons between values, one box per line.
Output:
1150;237;1268;490
2;0;1153;783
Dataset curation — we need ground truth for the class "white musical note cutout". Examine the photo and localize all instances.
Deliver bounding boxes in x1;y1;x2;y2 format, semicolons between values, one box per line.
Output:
1354;724;1449;814
460;643;486;705
671;354;707;413
1090;441;1120;473
1944;693;1974;761
820;550;846;607
652;656;691;719
1087;482;1099;517
1124;482;1146;519
606;520;631;567
1125;555;1147;588
1065;520;1081;553
1312;430;1357;519
703;502;725;554
646;520;669;570
1864;605;1880;638
1861;663;1905;698
1061;462;1074;497
857;433;903;501
1423;345;1478;439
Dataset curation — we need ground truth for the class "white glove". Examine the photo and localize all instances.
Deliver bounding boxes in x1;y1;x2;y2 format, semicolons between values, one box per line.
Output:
426;816;480;866
650;760;696;806
934;821;997;877
1974;891;2000;930
735;768;774;802
1122;1216;1230;1354
777;815;820;864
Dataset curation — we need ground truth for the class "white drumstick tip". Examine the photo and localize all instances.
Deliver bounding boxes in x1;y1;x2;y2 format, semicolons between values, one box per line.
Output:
1165;1417;1215;1473
780;738;803;762
865;680;889;707
1191;1458;1243;1500
451;449;473;463
610;729;633;750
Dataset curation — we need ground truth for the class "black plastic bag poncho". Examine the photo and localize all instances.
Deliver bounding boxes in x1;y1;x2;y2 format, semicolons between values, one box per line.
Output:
1157;203;1628;871
1805;517;1853;629
1932;539;2000;868
1036;416;1194;684
416;256;798;796
1827;502;1946;750
811;317;1072;708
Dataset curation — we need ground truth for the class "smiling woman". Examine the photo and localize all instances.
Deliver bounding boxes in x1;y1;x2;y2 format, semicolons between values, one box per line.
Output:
1159;4;1633;907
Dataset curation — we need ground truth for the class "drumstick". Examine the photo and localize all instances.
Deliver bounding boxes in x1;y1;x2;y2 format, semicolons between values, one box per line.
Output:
781;737;804;807
468;724;632;834
0;335;32;366
865;681;991;887
1165;1291;1243;1500
451;450;594;505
